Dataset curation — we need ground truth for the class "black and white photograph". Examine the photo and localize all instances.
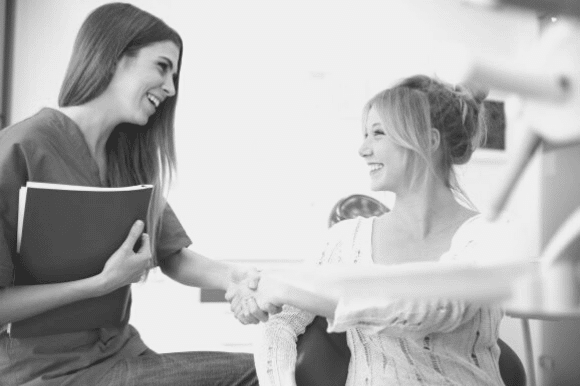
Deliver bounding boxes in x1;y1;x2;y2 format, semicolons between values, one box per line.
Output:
1;1;579;385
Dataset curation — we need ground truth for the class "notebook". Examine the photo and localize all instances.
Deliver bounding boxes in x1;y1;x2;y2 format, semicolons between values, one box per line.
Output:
10;182;153;338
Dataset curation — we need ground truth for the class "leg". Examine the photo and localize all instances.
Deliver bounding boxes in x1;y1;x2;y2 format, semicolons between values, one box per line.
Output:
96;351;258;386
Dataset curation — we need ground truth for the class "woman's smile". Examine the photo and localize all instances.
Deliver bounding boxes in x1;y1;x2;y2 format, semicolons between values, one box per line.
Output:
369;163;384;175
146;93;161;108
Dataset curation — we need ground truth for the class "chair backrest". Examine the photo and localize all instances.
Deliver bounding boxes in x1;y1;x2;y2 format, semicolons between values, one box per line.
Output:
497;338;527;386
327;194;389;228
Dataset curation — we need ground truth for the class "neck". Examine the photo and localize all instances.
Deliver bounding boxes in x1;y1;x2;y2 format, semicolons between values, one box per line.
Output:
388;177;468;239
57;99;120;160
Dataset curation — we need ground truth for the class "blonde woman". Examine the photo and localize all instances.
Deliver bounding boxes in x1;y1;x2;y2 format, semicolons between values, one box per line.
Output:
251;75;507;386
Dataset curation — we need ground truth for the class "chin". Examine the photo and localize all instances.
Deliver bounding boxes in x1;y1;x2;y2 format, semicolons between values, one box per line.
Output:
370;181;393;192
132;114;150;126
369;183;384;192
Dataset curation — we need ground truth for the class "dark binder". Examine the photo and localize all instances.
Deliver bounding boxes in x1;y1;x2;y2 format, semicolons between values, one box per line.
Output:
10;182;153;338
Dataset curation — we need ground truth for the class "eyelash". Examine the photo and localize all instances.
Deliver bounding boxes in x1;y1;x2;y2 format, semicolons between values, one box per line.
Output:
158;62;169;72
364;130;384;140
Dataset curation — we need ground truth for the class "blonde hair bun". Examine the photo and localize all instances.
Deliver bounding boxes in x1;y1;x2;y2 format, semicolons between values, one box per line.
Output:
455;83;489;106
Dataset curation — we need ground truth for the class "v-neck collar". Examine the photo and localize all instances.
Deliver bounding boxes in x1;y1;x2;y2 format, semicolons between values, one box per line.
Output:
44;107;107;187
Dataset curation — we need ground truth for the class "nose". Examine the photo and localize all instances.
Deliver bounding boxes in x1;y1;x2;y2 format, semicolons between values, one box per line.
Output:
358;138;372;158
163;75;176;97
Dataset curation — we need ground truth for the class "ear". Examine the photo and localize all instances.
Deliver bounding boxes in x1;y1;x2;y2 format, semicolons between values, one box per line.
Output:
430;128;441;152
116;54;134;70
115;50;141;75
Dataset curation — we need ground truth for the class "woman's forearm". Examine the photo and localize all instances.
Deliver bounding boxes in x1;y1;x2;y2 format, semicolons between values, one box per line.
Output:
0;222;154;326
258;273;339;319
254;321;300;386
160;248;235;290
161;248;274;324
0;275;104;326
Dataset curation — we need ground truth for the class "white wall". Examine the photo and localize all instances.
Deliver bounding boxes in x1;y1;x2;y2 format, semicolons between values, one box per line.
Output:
10;0;543;368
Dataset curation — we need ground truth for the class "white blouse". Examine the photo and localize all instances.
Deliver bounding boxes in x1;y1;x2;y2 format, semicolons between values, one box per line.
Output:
254;215;506;386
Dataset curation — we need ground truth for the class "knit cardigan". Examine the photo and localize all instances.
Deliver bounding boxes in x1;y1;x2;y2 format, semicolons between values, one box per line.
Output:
254;215;506;386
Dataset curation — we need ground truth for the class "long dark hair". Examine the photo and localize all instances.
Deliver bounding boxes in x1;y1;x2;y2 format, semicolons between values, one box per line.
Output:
59;2;183;263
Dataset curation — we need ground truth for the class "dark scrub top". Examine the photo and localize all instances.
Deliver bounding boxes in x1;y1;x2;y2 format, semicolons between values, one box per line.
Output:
0;108;193;386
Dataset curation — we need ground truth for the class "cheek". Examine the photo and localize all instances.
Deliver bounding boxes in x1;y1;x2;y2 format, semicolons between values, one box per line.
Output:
142;73;162;88
384;151;412;182
399;151;412;172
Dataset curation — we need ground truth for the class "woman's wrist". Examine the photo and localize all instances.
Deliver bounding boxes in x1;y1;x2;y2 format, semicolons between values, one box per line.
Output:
87;272;116;298
256;273;284;306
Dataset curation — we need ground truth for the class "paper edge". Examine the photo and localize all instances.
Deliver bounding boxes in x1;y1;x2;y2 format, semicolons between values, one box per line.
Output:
16;187;27;254
25;182;154;192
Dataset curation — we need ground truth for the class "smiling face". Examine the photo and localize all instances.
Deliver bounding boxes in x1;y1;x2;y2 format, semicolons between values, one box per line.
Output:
107;40;180;126
359;106;411;192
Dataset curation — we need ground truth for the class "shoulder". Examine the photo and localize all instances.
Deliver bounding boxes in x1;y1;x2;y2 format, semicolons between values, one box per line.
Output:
327;216;373;242
0;109;68;187
452;213;485;239
0;108;64;152
447;213;526;263
452;212;517;241
323;218;360;253
318;217;374;264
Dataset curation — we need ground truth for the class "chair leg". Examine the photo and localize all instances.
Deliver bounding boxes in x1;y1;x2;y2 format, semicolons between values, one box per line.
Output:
521;318;535;386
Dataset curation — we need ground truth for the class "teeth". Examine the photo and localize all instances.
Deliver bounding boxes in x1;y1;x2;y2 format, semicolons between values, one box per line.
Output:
147;93;160;108
369;164;383;172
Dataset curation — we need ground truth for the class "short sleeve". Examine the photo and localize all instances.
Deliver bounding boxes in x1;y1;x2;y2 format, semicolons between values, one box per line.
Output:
155;204;192;261
0;141;28;288
311;218;362;266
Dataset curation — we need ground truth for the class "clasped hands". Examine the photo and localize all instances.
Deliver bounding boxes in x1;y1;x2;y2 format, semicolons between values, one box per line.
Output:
225;267;282;324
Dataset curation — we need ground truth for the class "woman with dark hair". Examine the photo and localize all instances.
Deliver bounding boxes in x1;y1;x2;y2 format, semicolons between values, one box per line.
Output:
250;75;511;385
0;3;267;385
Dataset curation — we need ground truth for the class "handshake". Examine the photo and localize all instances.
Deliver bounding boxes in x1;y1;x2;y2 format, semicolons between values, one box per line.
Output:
224;266;284;324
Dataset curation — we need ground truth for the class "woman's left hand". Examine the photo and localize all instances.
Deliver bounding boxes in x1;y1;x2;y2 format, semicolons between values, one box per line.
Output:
225;267;281;324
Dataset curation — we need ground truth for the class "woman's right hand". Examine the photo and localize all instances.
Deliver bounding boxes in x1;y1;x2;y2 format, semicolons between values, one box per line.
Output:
227;273;284;324
98;220;152;294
